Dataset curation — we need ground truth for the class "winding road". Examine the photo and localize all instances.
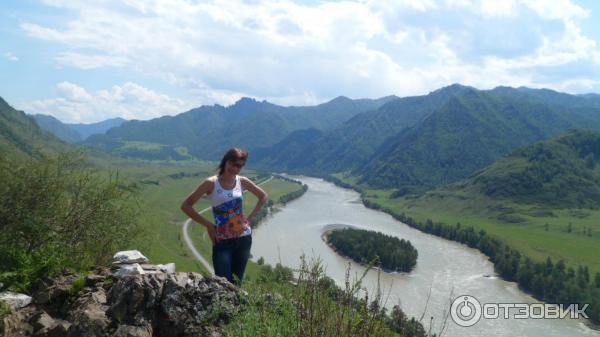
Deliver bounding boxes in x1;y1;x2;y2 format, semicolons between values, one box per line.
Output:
182;176;274;275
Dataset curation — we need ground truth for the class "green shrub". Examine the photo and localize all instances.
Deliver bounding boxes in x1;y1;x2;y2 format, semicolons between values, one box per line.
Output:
0;152;142;291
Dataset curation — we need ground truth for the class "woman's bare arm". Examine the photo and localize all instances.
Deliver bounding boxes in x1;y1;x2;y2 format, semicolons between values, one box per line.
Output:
180;179;218;244
241;176;269;222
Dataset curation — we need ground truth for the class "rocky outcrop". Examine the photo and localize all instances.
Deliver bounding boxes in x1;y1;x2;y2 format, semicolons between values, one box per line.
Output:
1;270;245;337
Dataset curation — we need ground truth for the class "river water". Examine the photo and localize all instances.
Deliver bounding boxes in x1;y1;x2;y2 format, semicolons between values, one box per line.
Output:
252;176;599;337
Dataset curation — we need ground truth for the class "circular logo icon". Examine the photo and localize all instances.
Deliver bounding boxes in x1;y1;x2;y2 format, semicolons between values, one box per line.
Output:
450;295;482;327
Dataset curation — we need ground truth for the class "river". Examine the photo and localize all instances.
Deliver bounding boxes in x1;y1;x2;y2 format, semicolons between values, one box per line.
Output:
251;176;599;337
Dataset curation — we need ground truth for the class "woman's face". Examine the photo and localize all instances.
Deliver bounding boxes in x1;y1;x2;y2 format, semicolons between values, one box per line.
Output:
225;159;245;175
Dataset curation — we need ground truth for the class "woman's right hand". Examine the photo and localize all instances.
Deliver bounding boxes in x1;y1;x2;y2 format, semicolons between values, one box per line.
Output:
206;225;218;246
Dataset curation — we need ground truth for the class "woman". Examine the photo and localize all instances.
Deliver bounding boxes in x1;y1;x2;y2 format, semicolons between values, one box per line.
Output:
181;148;268;285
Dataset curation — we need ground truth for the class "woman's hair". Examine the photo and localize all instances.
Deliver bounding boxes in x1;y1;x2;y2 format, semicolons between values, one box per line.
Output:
217;148;248;175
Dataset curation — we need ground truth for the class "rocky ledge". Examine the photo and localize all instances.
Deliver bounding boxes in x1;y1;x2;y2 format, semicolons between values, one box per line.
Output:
1;269;245;337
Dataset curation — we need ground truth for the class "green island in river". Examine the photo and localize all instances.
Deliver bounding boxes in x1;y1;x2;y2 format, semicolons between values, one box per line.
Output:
325;227;418;273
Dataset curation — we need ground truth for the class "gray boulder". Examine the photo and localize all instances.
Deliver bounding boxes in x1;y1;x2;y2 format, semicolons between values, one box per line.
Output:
2;270;244;337
113;263;145;278
0;292;32;310
113;251;149;264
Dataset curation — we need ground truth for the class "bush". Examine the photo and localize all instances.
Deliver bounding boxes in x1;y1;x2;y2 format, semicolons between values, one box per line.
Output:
0;152;142;291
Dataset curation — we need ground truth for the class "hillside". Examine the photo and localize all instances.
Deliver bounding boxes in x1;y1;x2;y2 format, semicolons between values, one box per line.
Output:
68;117;126;139
253;85;600;192
83;96;396;161
358;88;590;189
32;114;82;143
447;129;600;208
0;97;69;159
253;84;473;174
32;115;127;143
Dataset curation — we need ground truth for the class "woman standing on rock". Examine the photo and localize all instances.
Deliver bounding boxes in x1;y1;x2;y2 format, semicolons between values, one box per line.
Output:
181;148;268;285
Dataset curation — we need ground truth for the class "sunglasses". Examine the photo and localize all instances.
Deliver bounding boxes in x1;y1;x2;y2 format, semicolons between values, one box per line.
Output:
230;160;245;168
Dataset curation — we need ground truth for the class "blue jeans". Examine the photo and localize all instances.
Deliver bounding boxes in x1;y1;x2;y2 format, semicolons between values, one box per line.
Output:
212;235;252;285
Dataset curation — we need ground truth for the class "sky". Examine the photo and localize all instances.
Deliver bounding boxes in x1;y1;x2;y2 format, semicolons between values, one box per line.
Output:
1;0;600;123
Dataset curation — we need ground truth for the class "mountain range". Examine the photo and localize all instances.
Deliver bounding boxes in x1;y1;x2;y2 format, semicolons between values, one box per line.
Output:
32;114;126;143
0;98;69;159
7;84;600;200
253;85;600;192
82;95;396;160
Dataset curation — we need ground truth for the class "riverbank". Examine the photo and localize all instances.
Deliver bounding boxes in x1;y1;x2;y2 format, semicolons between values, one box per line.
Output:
250;174;308;227
324;174;600;328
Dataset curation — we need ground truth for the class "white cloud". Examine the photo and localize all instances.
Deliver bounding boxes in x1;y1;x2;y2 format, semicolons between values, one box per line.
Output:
19;0;600;113
2;52;19;62
23;82;192;123
55;52;129;69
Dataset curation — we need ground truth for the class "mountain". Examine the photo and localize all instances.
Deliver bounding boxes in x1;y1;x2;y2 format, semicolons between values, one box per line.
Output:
253;84;600;190
0;97;69;159
253;84;473;174
447;129;600;208
358;87;598;188
68;117;126;139
83;96;396;160
32;114;127;143
32;114;83;143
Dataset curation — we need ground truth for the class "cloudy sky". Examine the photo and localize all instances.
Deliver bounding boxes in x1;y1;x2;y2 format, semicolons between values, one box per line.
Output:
1;0;600;123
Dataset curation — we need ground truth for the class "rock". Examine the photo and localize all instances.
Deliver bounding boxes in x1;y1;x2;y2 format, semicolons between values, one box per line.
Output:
0;292;32;310
107;273;166;326
2;306;37;337
31;310;57;335
32;271;79;317
66;303;108;337
84;275;106;288
113;264;145;278
63;285;108;337
156;263;176;274
45;319;71;337
113;251;149;264
139;264;159;271
156;274;242;337
112;324;153;337
4;271;244;337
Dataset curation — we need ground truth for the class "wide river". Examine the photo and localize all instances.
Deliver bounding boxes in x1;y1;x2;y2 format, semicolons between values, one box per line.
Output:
252;176;599;337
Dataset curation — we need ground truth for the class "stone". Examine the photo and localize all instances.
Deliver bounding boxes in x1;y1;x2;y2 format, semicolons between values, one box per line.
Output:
113;264;145;278
46;319;71;337
2;306;37;337
4;271;244;337
112;324;153;337
113;250;149;264
156;263;176;274
139;264;159;271
107;273;166;326
32;271;78;317
31;310;57;335
156;274;242;337
84;275;106;288
0;292;32;310
65;303;108;337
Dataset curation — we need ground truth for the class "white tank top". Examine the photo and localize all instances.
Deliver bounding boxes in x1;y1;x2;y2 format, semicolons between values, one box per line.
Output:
207;175;251;240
